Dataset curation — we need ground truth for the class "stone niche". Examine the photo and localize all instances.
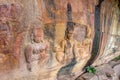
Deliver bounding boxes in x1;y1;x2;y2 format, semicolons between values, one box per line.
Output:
2;0;119;80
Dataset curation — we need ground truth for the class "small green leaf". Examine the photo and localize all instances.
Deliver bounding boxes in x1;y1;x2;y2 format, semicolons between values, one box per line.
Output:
85;66;97;74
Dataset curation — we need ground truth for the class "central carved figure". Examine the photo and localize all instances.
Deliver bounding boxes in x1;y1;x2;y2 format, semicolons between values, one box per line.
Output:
55;26;79;65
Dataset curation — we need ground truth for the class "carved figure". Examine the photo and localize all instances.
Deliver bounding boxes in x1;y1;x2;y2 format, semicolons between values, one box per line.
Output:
72;26;92;73
25;27;49;72
55;26;80;64
0;5;11;55
55;25;92;75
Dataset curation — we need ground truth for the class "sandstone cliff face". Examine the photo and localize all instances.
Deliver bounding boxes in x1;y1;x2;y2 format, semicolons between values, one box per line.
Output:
92;0;120;66
0;0;119;80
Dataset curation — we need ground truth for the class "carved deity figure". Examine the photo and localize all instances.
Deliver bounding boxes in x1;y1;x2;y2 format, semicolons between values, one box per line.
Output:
55;25;92;76
25;27;49;73
55;26;79;65
0;5;11;55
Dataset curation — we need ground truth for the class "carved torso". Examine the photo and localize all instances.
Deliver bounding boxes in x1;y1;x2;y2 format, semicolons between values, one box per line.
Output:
62;39;77;64
30;41;47;61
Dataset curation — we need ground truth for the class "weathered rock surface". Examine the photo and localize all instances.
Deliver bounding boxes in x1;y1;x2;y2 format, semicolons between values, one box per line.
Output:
0;0;119;80
92;0;120;66
0;0;95;79
77;60;120;80
113;63;120;79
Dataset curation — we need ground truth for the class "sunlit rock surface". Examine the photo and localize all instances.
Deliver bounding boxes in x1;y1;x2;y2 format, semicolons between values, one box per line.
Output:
77;60;120;80
0;0;119;80
92;0;120;66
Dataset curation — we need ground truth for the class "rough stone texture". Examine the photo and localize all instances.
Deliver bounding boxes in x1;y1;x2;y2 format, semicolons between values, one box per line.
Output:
0;3;24;73
113;64;120;79
0;0;119;80
92;0;120;66
77;61;120;80
0;0;96;80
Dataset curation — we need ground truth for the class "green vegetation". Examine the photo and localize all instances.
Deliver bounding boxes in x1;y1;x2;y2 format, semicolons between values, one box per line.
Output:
113;55;120;61
85;66;97;74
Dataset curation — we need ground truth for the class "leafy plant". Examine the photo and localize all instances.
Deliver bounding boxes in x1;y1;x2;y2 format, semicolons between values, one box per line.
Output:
113;55;120;61
85;66;97;74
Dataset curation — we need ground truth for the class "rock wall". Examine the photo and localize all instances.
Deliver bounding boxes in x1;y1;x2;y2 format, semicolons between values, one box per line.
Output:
0;0;96;80
0;0;119;80
77;60;120;80
93;0;120;66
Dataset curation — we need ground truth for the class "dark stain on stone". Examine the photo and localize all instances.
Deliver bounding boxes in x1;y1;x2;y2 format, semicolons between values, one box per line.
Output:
86;0;104;65
44;23;56;64
44;0;56;20
44;23;56;40
67;2;72;22
57;58;77;80
66;2;75;32
118;0;120;9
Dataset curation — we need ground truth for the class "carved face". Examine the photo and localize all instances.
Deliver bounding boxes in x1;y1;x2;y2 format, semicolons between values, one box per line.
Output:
67;30;74;40
33;28;43;43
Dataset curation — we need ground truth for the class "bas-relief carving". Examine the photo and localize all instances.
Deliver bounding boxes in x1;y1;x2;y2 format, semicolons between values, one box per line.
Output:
22;23;92;79
0;3;22;72
54;24;92;79
54;25;92;62
25;27;50;74
0;1;94;80
0;5;11;54
55;26;78;64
